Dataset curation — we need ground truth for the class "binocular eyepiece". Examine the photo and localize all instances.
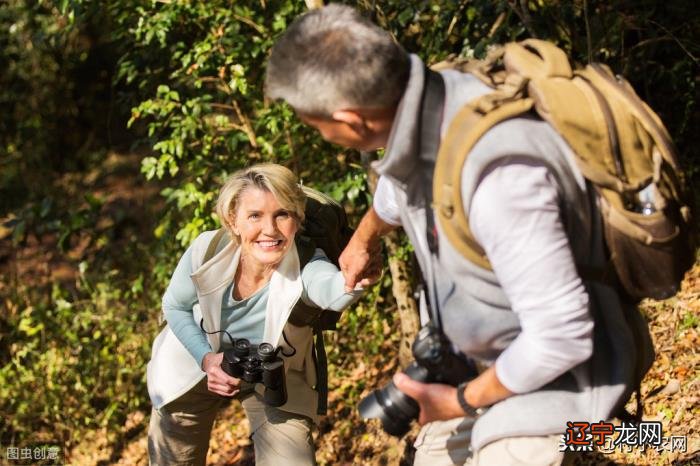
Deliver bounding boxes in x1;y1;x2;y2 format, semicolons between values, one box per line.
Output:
221;339;287;407
358;324;478;437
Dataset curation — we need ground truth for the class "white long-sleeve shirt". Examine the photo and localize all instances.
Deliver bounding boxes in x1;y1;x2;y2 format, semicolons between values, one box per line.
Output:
373;161;593;394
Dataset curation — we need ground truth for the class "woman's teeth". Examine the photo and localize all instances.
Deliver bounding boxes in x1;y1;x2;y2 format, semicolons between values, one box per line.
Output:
257;240;282;248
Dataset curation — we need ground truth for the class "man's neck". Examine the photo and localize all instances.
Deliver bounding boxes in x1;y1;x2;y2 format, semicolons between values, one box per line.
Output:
357;105;398;150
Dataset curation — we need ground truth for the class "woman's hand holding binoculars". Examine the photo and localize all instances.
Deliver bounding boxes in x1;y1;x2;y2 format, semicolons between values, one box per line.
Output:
202;352;242;397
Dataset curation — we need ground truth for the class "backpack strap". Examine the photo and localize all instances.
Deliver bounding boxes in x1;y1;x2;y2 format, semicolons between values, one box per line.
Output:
311;327;329;415
433;95;535;270
295;235;316;268
290;235;333;415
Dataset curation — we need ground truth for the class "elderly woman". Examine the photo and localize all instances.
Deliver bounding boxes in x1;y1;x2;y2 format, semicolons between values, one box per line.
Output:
147;164;369;465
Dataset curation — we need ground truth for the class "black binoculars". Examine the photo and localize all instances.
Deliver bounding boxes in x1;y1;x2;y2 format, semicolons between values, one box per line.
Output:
221;339;287;407
358;324;478;437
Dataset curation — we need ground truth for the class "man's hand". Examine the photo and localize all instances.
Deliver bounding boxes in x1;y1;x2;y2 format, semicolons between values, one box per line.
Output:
339;207;396;291
393;366;515;425
201;352;241;397
393;373;466;425
339;234;383;291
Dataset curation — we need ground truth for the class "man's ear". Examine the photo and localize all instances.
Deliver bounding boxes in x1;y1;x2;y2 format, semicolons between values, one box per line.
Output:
332;110;368;134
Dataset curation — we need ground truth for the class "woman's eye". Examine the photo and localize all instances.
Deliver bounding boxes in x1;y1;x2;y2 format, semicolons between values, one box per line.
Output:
276;211;290;219
249;213;260;220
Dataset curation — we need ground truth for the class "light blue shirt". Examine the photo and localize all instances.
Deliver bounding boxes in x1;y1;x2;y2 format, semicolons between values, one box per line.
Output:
163;246;360;367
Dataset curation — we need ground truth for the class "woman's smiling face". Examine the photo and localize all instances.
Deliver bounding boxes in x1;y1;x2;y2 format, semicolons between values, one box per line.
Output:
231;187;299;269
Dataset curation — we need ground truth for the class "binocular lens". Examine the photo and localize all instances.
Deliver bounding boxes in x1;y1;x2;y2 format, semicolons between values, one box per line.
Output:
257;342;275;359
234;338;250;357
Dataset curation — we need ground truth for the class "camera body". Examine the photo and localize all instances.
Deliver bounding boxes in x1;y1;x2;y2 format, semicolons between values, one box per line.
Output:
358;324;478;437
221;339;287;407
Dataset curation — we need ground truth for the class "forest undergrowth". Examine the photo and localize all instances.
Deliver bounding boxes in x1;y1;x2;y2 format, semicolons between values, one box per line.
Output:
2;152;696;465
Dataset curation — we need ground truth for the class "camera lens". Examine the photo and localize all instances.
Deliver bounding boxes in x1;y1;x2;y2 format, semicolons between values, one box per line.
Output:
358;362;429;437
359;323;479;437
359;380;419;437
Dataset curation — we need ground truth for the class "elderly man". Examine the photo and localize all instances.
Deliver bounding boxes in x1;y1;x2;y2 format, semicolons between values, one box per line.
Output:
265;5;653;465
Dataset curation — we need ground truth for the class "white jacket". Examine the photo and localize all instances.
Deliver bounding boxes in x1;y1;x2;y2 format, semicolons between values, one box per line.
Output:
147;230;321;425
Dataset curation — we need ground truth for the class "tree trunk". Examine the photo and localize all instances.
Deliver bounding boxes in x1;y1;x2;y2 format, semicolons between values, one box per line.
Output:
384;230;421;368
361;152;420;368
361;152;421;463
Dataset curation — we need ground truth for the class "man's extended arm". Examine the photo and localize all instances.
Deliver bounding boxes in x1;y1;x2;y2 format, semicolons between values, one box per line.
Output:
339;206;397;291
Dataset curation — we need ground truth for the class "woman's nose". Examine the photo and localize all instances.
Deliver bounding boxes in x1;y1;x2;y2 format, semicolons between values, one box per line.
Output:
261;216;278;235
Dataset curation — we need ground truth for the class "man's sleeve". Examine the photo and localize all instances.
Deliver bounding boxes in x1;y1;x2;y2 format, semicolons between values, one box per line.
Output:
469;159;594;394
373;175;403;226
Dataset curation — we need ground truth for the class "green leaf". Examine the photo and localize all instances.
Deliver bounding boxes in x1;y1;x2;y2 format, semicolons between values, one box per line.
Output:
19;316;44;337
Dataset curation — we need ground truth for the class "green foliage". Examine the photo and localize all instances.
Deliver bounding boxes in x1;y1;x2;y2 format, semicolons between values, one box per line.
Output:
122;0;697;249
0;0;129;214
678;310;699;332
120;0;357;246
1;0;698;456
0;263;158;447
370;0;698;166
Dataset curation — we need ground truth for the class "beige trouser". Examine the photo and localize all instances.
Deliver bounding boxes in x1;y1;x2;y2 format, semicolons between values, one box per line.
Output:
148;379;315;466
413;417;571;466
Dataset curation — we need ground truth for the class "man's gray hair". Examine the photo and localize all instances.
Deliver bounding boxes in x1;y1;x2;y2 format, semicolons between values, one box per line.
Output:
265;4;410;117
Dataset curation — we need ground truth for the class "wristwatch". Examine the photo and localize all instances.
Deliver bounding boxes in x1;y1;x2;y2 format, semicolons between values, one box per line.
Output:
456;381;480;417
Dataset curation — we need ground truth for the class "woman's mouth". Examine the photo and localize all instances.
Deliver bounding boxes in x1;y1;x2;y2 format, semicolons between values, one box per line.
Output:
256;239;283;249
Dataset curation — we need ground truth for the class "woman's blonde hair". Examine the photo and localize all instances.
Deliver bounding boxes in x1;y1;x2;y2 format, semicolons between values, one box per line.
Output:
216;164;306;238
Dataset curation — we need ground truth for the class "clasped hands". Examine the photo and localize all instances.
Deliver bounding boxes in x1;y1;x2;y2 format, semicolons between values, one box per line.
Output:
338;233;384;292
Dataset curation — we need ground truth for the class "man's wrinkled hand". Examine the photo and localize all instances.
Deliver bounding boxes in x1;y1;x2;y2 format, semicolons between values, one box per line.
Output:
339;237;383;292
392;373;467;425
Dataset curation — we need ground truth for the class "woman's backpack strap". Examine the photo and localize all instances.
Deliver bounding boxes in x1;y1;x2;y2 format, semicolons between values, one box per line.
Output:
290;235;337;415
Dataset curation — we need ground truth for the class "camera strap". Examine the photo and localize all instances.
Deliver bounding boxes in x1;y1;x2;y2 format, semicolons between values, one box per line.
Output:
417;67;446;329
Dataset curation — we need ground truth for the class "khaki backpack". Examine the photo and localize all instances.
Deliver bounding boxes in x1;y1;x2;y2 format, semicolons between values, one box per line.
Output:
432;39;695;302
202;185;354;414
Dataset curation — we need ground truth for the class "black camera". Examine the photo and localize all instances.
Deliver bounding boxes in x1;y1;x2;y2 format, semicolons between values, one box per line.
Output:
221;339;287;407
358;324;478;437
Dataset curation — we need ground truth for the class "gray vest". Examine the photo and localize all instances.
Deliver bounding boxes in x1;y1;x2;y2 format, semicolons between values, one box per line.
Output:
373;55;654;450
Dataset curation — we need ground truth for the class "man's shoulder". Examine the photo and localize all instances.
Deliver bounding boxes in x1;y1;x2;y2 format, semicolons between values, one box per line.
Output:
477;115;572;164
440;69;493;119
438;67;570;159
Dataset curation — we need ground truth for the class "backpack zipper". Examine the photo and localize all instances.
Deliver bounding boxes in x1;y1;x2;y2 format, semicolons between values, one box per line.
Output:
580;68;633;209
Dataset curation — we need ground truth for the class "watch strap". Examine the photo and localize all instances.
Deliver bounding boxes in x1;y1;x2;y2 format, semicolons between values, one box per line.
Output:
456;381;479;417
